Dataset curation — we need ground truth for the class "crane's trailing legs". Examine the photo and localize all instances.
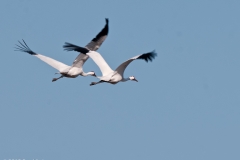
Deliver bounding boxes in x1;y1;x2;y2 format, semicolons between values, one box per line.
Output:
90;80;105;86
52;75;64;82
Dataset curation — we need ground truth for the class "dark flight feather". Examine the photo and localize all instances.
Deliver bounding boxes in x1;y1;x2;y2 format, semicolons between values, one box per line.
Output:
91;18;109;42
14;39;37;55
63;42;89;54
137;50;157;62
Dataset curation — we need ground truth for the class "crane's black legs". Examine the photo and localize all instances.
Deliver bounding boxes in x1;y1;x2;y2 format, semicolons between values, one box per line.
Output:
90;80;105;86
52;75;64;82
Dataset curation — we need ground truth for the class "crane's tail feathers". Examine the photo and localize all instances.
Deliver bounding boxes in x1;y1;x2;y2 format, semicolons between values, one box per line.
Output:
63;42;89;54
137;50;157;62
14;39;37;55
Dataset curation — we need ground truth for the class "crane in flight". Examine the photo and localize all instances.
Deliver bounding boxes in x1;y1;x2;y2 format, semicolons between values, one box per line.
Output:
15;18;109;82
63;43;157;86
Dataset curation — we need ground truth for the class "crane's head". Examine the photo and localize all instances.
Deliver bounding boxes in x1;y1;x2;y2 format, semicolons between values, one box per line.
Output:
89;71;97;77
129;76;138;82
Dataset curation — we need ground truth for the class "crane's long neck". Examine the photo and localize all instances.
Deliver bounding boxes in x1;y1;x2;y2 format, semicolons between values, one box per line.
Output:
121;77;130;82
81;72;92;77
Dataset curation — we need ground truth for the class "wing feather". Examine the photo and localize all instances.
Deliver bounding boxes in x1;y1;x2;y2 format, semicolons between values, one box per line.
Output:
86;51;114;76
71;18;109;68
115;51;157;76
63;43;113;76
85;18;109;51
15;40;70;72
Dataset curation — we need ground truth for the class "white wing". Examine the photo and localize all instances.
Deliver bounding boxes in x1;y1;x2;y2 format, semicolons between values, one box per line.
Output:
63;43;114;76
71;18;109;68
15;40;70;72
87;51;114;76
115;51;157;76
33;54;70;72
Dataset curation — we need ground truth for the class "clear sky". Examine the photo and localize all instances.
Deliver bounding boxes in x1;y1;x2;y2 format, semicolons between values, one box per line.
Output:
1;0;240;159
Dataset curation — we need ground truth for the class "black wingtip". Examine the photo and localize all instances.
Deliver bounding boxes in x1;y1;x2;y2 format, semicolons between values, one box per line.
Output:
138;50;157;62
14;39;37;55
63;42;89;54
91;18;109;42
105;18;109;24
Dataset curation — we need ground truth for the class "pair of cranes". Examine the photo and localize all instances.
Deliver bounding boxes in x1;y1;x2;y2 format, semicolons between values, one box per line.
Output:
15;19;157;86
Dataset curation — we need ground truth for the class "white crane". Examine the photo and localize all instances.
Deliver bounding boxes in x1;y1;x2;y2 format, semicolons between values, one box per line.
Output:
63;43;157;86
15;18;109;82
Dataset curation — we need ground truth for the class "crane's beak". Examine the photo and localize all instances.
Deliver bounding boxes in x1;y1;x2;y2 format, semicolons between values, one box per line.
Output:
133;79;138;82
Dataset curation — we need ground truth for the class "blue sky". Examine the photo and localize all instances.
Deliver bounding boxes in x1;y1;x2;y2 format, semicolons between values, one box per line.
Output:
1;0;240;159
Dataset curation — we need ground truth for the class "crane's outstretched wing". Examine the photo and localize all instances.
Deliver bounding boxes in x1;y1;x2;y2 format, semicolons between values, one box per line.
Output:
86;18;109;51
115;51;157;76
15;40;70;72
63;43;113;76
70;53;89;68
86;50;114;76
71;18;109;68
